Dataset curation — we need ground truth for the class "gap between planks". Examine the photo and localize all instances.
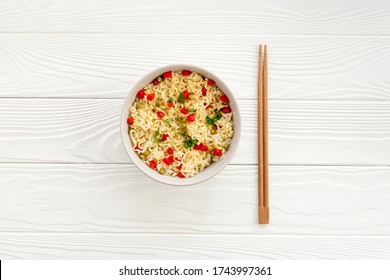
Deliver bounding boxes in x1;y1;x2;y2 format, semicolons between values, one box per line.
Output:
0;232;390;238
1;34;390;37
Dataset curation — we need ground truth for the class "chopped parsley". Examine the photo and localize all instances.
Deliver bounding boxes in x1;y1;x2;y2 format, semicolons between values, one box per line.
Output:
153;129;160;143
183;132;198;149
206;109;222;125
165;118;172;126
178;92;185;103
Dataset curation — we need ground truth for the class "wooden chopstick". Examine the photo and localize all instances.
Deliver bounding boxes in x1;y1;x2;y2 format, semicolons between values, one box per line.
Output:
258;44;269;224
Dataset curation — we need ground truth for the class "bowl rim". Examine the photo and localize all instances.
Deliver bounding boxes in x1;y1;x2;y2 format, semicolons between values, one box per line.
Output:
120;64;241;186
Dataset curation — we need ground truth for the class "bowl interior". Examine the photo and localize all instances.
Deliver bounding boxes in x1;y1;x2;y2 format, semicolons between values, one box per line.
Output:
121;64;241;186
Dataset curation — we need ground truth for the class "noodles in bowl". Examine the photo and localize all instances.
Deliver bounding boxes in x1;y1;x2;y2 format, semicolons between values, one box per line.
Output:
121;65;241;185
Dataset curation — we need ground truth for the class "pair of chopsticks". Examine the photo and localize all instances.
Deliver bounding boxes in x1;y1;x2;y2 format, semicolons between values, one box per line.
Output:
258;45;269;224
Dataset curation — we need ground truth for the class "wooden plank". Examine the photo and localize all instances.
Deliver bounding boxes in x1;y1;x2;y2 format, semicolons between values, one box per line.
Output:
1;164;389;235
1;35;390;100
0;99;389;165
1;0;390;35
0;233;389;259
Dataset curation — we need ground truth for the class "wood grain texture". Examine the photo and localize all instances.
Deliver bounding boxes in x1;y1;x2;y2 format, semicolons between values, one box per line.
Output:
1;35;390;99
0;99;389;165
1;0;390;35
1;164;389;235
0;233;389;259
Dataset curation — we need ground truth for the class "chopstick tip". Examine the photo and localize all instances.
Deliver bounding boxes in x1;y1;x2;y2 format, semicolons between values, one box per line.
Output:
258;207;270;224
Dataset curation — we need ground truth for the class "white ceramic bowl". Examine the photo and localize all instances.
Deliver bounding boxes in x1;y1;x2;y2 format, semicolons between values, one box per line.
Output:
121;64;241;186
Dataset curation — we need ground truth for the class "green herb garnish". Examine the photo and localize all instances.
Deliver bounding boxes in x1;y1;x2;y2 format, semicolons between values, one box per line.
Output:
168;97;174;102
206;116;213;125
178;92;185;103
153;129;161;143
165;118;172;126
183;132;198;149
206;109;222;125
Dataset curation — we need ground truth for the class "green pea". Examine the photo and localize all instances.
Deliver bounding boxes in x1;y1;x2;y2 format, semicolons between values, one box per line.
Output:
143;150;150;156
139;153;146;160
157;76;163;82
159;168;166;175
211;129;217;135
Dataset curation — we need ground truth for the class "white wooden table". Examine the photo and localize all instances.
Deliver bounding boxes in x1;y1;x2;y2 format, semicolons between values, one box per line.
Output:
1;0;390;259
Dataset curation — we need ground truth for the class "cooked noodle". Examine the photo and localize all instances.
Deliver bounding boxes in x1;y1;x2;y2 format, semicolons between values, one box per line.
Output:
128;70;233;178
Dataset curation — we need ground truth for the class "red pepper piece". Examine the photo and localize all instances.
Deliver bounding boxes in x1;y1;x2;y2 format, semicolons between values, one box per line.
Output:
221;106;231;113
162;157;171;166
178;164;183;170
177;172;185;178
156;111;165;118
180;108;188;114
213;148;222;156
220;94;230;103
149;160;157;169
183;90;190;100
187;114;195;122
152;79;159;85
168;156;174;164
194;144;201;150
134;144;140;150
127;117;134;125
163;71;172;79
167;148;173;155
207;79;215;86
201;144;208;152
137;89;145;99
201;87;207;96
147;93;155;101
168;101;174;107
161;134;169;141
205;105;212;109
181;70;191;76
